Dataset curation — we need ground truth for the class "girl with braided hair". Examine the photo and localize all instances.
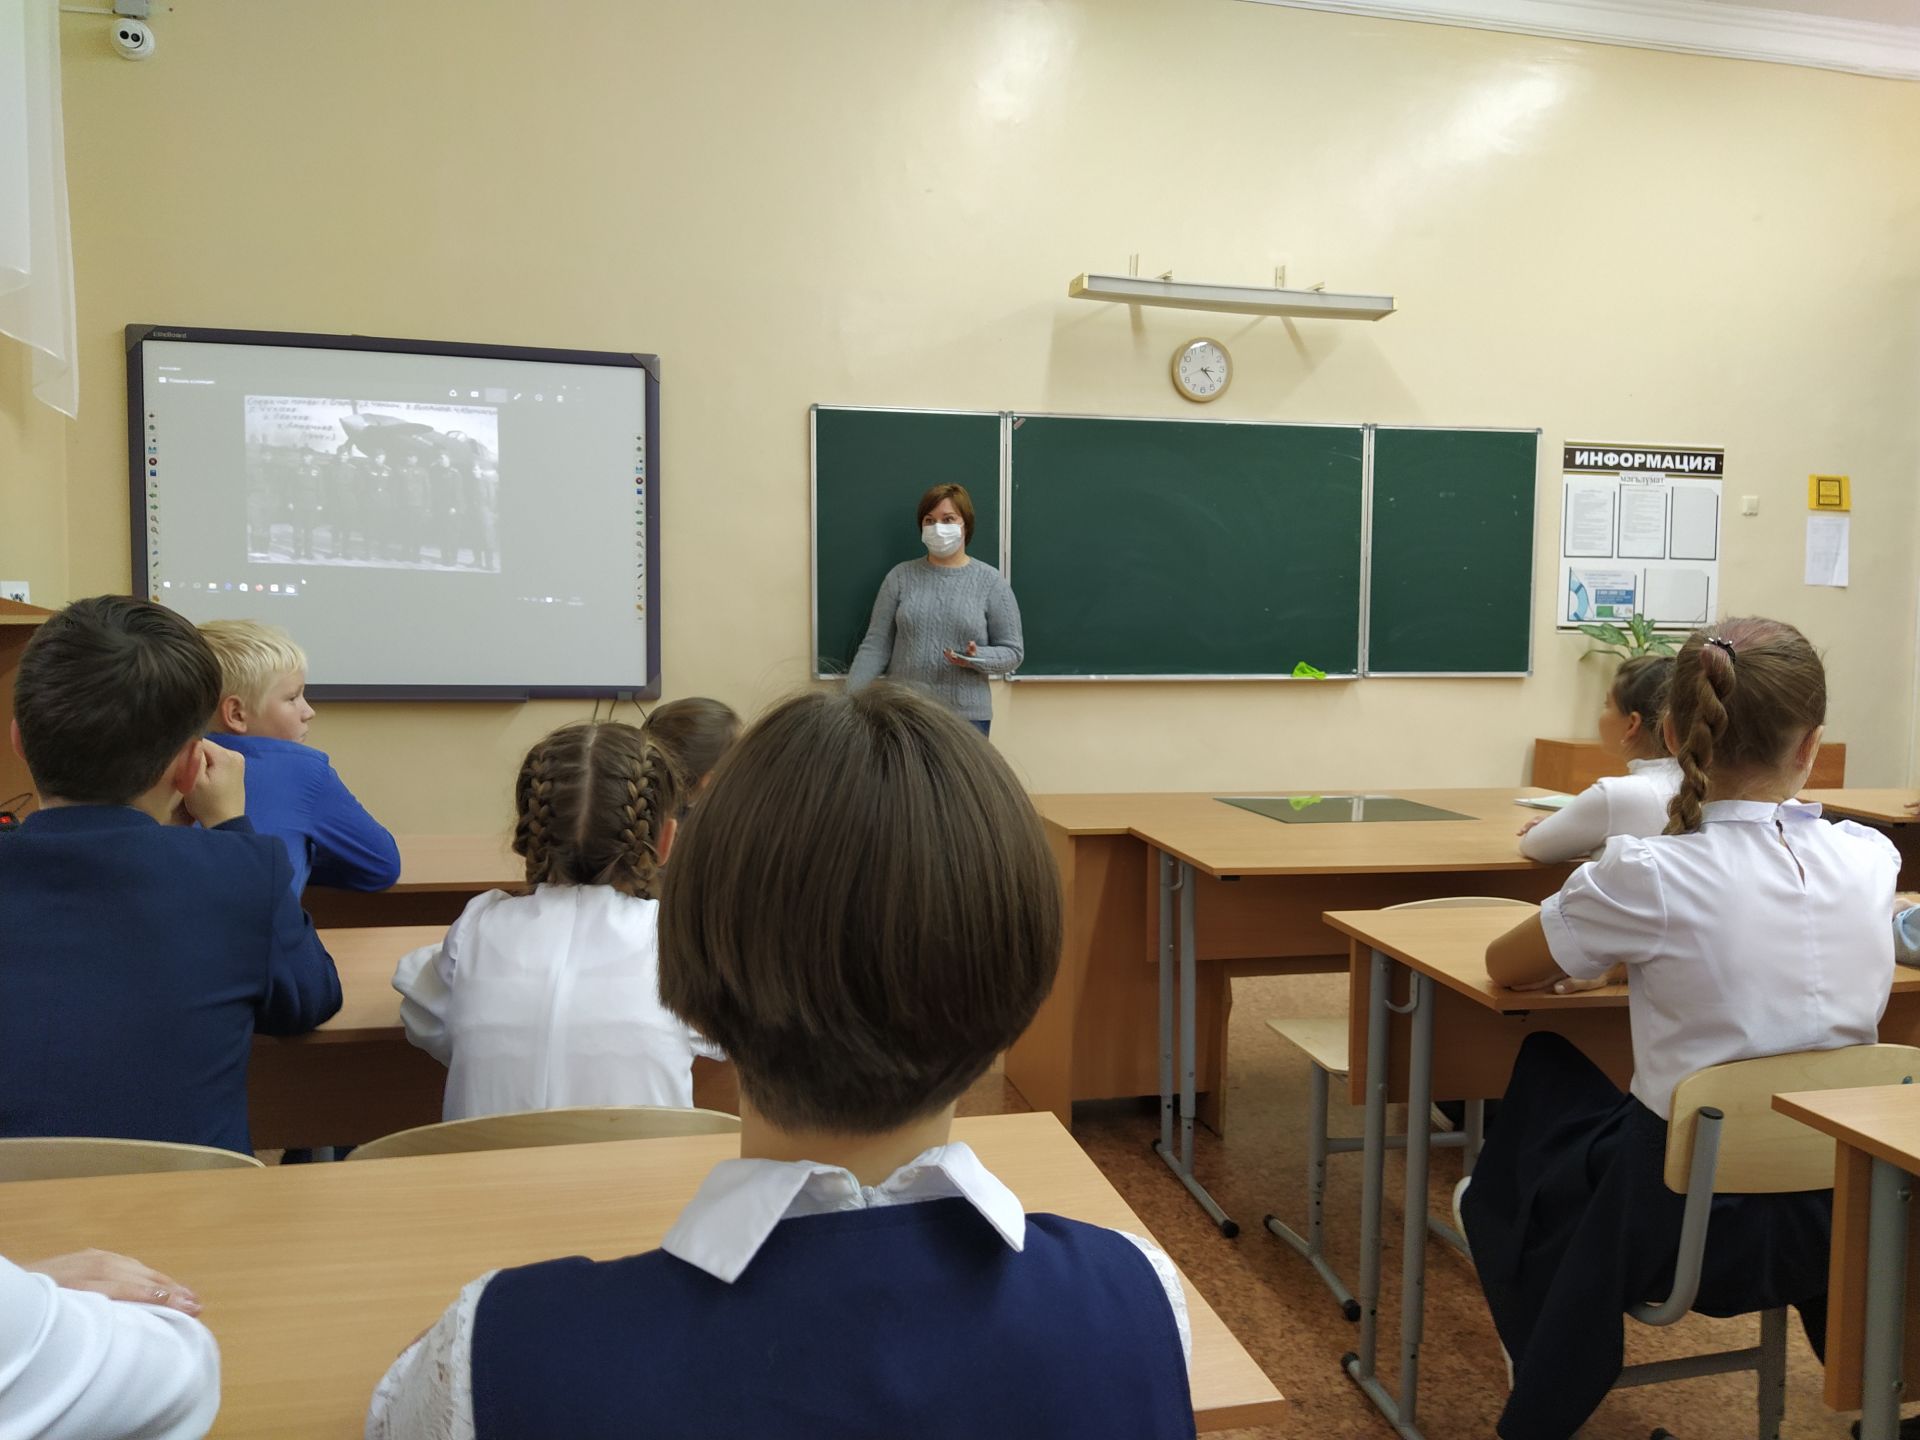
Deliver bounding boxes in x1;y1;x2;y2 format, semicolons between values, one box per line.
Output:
1454;618;1899;1440
392;720;723;1120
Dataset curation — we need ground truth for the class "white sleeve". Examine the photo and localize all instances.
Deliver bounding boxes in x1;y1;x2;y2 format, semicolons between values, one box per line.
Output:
1896;907;1920;966
392;892;509;1067
0;1258;221;1440
1539;836;1667;980
364;1272;496;1440
1517;783;1614;863
392;944;453;1065
1116;1232;1192;1369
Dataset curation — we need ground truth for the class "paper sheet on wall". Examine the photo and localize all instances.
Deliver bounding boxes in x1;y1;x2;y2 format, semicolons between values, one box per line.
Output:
1805;513;1849;587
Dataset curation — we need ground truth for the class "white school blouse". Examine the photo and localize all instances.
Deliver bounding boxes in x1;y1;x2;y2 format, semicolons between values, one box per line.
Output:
0;1257;220;1440
1541;799;1899;1120
363;1142;1191;1440
1518;757;1682;863
393;884;723;1120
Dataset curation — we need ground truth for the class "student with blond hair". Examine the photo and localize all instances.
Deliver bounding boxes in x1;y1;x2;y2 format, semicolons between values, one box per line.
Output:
199;619;399;897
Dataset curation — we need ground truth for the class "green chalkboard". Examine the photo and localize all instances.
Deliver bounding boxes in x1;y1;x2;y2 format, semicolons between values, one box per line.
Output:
1367;427;1538;675
811;407;1002;676
1007;417;1364;677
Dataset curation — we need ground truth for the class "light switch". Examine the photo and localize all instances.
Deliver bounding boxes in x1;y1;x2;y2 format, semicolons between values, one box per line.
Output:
1739;496;1760;517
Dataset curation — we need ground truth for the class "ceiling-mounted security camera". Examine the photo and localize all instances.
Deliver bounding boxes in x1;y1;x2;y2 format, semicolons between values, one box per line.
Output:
111;18;155;60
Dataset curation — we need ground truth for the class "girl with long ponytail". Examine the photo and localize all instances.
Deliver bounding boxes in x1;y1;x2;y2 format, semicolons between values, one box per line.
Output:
393;720;723;1119
1463;618;1898;1440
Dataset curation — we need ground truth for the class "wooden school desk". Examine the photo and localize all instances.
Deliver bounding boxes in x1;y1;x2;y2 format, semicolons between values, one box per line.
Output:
1011;790;1572;1229
1322;904;1920;1440
1803;790;1920;886
303;833;519;928
1773;1084;1920;1440
248;925;445;1150
2;1112;1285;1437
250;926;738;1150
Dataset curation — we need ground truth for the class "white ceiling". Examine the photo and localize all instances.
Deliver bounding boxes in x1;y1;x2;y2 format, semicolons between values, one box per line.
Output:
1241;0;1920;79
1718;0;1918;23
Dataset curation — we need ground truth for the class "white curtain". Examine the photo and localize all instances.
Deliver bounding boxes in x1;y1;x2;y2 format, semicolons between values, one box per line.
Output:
0;0;77;418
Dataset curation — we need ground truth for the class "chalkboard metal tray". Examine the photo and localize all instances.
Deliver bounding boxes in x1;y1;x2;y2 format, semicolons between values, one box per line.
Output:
1219;795;1473;824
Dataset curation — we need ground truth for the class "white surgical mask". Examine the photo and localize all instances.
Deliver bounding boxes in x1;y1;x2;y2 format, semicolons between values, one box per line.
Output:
922;521;964;558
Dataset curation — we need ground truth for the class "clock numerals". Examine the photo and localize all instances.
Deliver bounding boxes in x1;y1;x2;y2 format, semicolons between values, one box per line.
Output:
1174;340;1229;402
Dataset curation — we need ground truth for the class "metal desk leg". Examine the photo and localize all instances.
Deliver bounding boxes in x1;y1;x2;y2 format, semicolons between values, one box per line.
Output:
1397;971;1437;1433
1158;851;1175;1166
1150;854;1237;1235
1860;1157;1912;1440
1343;950;1428;1440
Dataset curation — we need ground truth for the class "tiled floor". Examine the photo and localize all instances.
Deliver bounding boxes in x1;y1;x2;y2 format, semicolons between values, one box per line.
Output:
1056;972;1870;1440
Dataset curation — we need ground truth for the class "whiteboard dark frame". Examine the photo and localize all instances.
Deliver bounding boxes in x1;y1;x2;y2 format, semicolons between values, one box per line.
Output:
127;324;661;702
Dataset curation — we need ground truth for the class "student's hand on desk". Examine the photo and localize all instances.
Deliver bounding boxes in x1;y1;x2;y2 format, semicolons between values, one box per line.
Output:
943;641;980;667
24;1249;203;1316
183;739;246;829
1517;818;1544;837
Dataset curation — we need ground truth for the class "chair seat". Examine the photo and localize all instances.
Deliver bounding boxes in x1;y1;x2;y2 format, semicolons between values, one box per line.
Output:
1267;1016;1350;1078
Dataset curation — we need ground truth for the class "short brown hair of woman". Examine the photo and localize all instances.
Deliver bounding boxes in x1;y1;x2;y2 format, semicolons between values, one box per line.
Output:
1610;654;1674;756
659;684;1061;1134
512;721;684;901
641;697;742;791
14;596;222;805
916;482;975;544
1664;617;1827;837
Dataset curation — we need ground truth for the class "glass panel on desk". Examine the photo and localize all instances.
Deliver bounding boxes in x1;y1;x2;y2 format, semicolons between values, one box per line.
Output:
1217;795;1474;824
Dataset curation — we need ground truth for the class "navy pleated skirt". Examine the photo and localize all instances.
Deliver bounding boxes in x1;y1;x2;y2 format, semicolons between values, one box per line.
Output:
1460;1032;1833;1440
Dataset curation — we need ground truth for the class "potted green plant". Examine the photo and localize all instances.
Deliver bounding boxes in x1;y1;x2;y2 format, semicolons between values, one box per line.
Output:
1576;612;1678;661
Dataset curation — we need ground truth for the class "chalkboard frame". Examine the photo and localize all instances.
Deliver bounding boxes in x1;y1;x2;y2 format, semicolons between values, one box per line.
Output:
808;404;1007;680
1002;410;1366;682
1360;423;1542;679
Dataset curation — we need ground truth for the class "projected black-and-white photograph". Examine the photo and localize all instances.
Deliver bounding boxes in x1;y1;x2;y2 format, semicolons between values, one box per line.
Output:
243;396;501;572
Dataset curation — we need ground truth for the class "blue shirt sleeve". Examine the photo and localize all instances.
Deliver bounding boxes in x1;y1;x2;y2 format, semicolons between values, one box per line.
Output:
304;762;402;892
225;817;343;1035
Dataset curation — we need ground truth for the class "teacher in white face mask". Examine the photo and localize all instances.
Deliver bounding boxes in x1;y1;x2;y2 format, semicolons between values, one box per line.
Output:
845;483;1025;738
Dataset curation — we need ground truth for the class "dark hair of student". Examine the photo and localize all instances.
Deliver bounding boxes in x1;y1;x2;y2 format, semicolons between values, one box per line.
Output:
512;721;683;901
916;482;975;544
1664;618;1826;837
1610;654;1673;758
658;683;1061;1134
13;596;222;805
641;697;742;791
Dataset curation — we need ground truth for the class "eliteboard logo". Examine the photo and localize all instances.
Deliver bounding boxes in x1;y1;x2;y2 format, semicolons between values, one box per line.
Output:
151;330;189;340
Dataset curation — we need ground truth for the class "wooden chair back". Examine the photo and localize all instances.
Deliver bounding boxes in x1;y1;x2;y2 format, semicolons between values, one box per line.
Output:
0;1136;263;1182
350;1105;742;1162
1666;1045;1920;1193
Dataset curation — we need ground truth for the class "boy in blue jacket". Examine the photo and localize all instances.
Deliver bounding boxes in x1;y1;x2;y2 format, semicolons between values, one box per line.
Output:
1;596;341;1153
199;619;400;898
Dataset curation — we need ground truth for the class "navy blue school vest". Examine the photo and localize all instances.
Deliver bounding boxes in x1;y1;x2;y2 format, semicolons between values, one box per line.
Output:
470;1197;1195;1439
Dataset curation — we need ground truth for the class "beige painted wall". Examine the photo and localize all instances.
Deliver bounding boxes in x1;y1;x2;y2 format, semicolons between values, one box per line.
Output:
7;0;1917;830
